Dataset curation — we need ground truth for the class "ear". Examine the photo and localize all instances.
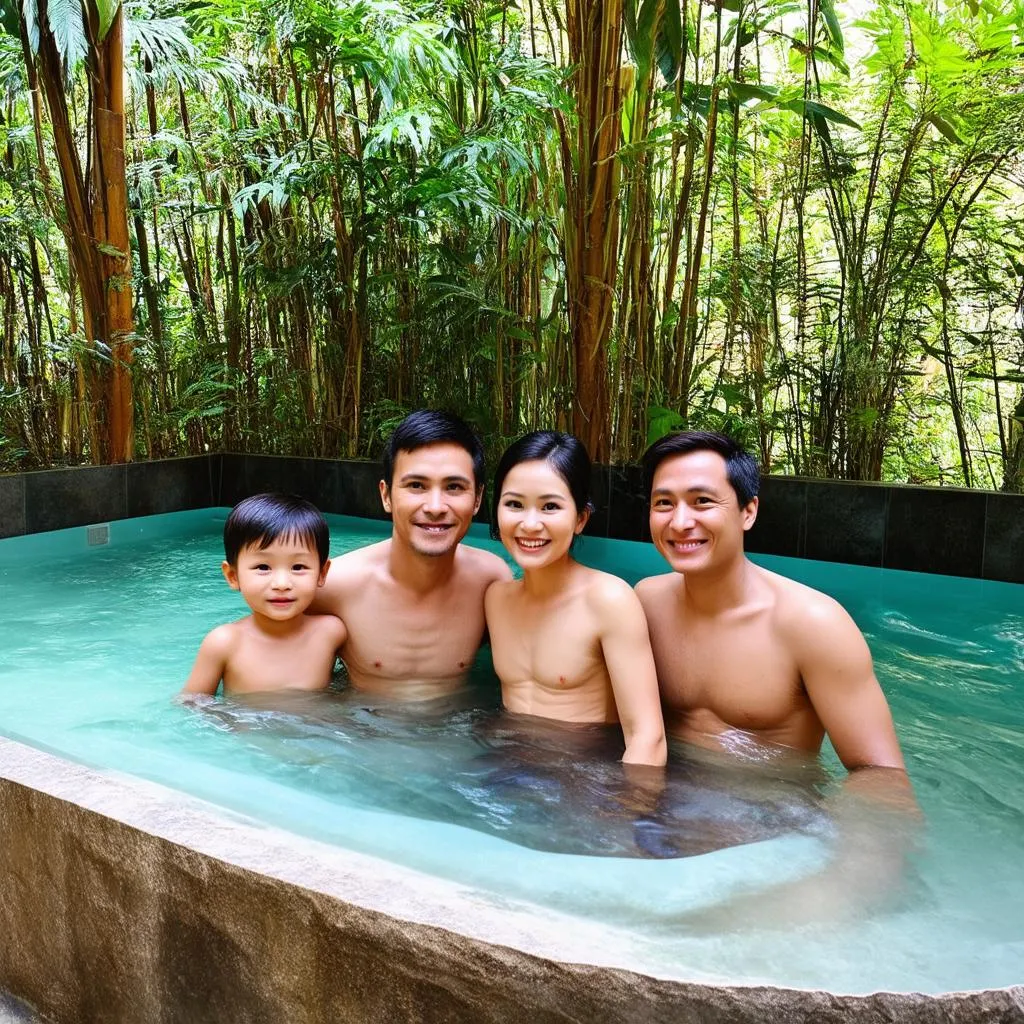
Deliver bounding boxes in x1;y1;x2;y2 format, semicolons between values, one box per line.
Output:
221;561;240;590
317;558;331;586
473;485;484;516
741;496;759;532
379;479;391;514
575;506;592;535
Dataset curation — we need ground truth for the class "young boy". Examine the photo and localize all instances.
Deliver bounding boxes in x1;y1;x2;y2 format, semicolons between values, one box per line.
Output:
181;493;347;696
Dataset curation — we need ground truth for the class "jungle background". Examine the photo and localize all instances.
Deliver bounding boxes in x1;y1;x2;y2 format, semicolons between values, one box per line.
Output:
0;0;1022;488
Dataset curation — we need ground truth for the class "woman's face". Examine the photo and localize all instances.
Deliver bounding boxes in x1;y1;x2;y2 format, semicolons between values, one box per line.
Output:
497;459;589;571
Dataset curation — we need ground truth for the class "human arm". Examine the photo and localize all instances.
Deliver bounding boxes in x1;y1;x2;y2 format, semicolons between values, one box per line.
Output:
594;578;668;767
179;625;233;696
791;595;906;773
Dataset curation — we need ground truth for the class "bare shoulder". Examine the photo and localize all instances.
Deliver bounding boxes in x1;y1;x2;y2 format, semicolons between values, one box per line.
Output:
306;611;347;643
484;575;518;612
459;543;513;586
582;566;645;621
634;572;678;605
204;620;243;653
328;539;389;578
760;566;864;648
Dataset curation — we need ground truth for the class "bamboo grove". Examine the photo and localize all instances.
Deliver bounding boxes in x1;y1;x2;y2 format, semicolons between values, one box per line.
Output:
0;0;1022;487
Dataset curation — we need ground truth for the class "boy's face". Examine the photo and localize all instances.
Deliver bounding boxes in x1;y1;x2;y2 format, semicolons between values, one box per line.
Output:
222;536;329;622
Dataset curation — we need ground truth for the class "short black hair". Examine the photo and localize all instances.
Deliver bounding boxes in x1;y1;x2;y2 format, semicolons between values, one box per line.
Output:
382;410;485;488
223;493;330;567
491;431;595;539
642;430;760;506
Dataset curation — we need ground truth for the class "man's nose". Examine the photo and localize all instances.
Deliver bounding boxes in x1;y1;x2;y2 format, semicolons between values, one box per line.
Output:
423;487;446;514
670;504;695;530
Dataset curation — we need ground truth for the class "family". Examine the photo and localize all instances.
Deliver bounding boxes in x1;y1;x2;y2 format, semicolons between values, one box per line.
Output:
182;409;908;792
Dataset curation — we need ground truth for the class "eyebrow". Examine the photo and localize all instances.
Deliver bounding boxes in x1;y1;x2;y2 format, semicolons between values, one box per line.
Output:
501;491;567;500
399;473;472;485
652;484;723;496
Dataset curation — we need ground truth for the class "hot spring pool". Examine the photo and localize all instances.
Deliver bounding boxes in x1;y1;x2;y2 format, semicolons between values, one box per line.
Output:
0;509;1022;996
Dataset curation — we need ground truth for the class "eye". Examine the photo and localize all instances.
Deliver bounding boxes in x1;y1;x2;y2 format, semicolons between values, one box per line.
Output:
292;563;310;571
542;501;561;512
653;499;672;510
503;499;523;510
447;482;466;492
694;496;713;506
254;563;271;571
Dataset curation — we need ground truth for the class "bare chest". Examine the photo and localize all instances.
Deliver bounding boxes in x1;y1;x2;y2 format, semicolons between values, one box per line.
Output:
489;596;604;691
341;583;487;679
223;625;338;694
650;612;806;732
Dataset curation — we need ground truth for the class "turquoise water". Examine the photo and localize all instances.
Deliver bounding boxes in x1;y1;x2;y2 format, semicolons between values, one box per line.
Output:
1;510;1023;994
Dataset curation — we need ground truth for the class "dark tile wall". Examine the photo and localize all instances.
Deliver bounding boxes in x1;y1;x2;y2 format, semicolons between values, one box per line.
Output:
0;474;25;539
2;456;1022;583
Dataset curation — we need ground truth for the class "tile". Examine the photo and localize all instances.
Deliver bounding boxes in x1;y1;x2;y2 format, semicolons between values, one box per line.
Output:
983;493;1024;585
0;474;26;539
584;464;611;538
243;456;321;502
803;481;887;566
606;464;647;542
25;465;126;532
884;486;986;577
746;476;805;557
218;454;247;507
126;457;215;517
331;461;390;520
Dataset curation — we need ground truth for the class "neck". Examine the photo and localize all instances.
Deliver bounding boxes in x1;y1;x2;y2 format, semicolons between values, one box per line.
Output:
521;554;578;599
250;612;304;636
681;554;754;615
388;535;456;593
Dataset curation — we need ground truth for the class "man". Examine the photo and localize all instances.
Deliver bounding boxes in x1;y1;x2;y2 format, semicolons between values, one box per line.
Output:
636;430;916;922
635;430;909;788
313;410;511;700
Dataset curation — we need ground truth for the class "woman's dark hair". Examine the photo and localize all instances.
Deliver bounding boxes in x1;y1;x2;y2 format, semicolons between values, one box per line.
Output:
223;493;330;567
490;431;595;539
641;430;760;506
382;409;485;488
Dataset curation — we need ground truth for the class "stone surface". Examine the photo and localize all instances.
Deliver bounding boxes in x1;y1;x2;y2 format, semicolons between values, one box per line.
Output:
982;493;1024;585
126;457;215;517
0;475;25;539
1;737;1021;1024
747;476;806;557
804;481;888;567
23;465;126;532
884;487;986;577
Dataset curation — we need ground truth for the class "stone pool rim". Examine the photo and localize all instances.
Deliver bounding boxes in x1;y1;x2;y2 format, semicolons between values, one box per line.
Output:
1;736;1021;1024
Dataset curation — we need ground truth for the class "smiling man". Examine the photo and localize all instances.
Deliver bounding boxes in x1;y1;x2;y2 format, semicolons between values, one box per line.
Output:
312;410;511;700
635;431;907;778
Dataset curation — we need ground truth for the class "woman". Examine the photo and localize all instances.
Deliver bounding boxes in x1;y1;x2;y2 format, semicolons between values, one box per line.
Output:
484;431;667;766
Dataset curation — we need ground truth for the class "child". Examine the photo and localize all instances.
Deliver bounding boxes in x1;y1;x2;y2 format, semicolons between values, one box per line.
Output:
181;493;347;696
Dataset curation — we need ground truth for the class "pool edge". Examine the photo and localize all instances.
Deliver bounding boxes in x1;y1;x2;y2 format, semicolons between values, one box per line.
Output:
1;737;1020;1024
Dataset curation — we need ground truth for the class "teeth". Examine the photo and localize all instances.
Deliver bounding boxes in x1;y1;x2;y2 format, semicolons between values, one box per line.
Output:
517;539;548;548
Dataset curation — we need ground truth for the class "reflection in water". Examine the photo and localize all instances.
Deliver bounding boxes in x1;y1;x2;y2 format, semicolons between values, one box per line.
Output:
182;673;834;861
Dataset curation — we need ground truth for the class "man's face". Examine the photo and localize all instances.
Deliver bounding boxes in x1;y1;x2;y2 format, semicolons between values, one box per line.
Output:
649;449;757;575
380;442;482;558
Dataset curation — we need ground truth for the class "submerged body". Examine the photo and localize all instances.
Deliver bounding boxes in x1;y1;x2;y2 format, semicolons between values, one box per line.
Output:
485;441;666;766
312;429;510;700
638;563;903;766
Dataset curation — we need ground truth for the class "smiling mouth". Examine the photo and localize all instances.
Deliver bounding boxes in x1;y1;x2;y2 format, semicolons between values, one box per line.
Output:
515;538;550;550
669;539;706;552
268;598;295;605
416;524;453;534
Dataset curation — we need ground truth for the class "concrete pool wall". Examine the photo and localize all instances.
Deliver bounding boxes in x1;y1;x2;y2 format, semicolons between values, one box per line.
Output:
1;453;1022;581
1;736;1021;1024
